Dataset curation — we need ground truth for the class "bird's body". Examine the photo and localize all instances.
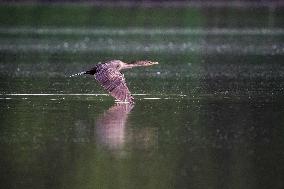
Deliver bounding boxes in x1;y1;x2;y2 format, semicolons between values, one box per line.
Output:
70;60;158;103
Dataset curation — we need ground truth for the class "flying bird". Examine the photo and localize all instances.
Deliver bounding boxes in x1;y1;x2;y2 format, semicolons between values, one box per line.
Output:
70;60;158;103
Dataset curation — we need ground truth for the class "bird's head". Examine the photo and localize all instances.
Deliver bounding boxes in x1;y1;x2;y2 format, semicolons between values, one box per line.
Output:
120;60;159;70
109;60;158;70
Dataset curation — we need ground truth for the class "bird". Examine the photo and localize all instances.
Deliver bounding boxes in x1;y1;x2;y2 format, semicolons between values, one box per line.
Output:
70;60;159;103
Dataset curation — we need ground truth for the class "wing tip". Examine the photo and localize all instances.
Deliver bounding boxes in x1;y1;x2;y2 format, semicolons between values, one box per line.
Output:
114;94;134;104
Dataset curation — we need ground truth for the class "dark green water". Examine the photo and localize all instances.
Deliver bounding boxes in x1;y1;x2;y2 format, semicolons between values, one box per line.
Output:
0;3;284;189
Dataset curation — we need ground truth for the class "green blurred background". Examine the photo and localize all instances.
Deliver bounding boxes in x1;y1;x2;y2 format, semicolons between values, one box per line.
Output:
0;1;284;189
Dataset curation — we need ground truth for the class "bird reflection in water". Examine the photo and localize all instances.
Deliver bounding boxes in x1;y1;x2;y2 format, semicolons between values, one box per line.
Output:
96;103;134;150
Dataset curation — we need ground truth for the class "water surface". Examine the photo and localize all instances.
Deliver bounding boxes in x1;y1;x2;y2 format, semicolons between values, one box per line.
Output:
0;3;284;189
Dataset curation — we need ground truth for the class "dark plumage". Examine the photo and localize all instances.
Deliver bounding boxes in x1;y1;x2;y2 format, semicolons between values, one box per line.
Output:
70;60;158;103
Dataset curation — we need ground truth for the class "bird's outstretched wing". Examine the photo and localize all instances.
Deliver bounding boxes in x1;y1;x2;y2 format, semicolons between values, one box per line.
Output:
95;68;134;103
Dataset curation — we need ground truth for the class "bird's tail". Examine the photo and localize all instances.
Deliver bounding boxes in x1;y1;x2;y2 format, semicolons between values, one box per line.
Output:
69;71;86;77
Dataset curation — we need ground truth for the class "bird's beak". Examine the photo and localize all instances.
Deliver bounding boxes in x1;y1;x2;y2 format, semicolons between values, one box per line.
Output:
143;61;159;67
140;61;159;66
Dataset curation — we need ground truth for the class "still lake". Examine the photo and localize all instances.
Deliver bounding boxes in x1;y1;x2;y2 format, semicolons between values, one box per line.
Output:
0;3;284;189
